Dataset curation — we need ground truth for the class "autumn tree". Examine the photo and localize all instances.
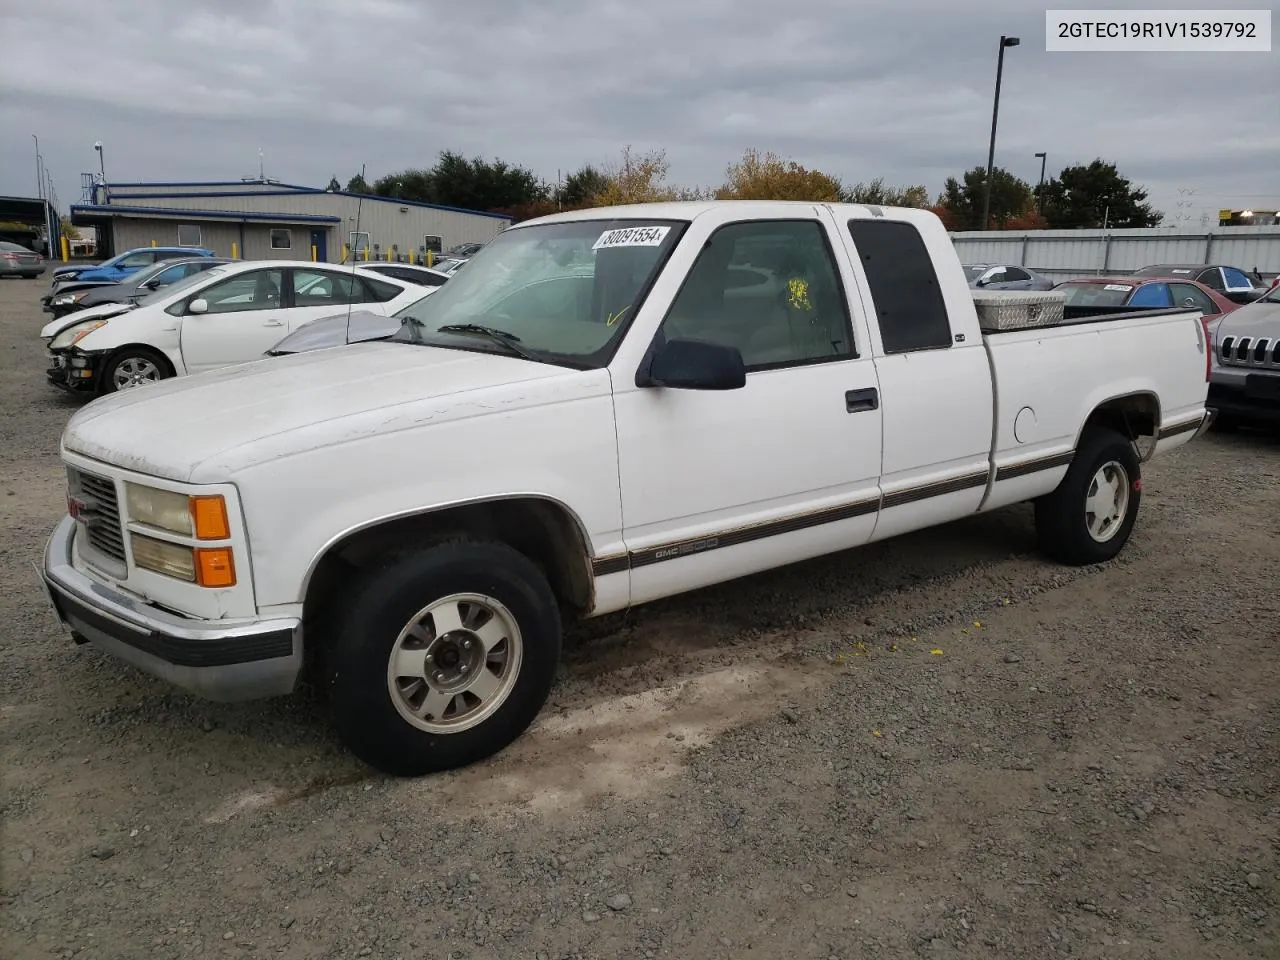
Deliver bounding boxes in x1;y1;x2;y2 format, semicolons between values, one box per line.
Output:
842;177;930;208
715;148;844;202
590;145;681;206
1038;159;1163;229
937;166;1035;230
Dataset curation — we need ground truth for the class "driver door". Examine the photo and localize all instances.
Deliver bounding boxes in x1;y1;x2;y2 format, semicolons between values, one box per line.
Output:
179;268;287;373
611;208;884;606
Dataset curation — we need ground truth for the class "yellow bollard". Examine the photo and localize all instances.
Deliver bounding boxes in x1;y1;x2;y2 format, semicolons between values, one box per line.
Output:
362;247;369;261
386;248;392;262
311;245;317;262
342;243;349;263
408;248;415;265
231;241;238;259
60;235;70;262
427;251;434;267
151;239;156;247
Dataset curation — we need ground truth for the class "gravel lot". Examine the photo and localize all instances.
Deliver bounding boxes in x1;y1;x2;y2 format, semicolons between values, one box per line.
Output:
1;275;1277;960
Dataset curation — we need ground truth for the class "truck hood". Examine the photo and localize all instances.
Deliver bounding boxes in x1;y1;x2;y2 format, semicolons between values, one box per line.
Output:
61;342;580;483
40;301;137;340
1213;297;1280;340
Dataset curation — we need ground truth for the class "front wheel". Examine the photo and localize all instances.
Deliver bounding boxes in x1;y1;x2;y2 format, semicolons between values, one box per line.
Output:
101;347;171;393
1035;426;1142;566
324;540;562;777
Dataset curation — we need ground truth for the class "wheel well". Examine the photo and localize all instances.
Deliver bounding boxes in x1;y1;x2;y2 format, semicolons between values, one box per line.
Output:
104;344;177;377
1079;393;1160;448
302;498;595;627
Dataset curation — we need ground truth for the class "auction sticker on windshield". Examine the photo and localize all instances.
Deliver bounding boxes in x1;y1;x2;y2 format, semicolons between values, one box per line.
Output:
1105;284;1134;292
593;226;671;250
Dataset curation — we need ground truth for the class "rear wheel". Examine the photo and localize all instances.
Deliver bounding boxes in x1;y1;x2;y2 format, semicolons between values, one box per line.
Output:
324;539;562;777
1035;426;1142;566
101;347;171;393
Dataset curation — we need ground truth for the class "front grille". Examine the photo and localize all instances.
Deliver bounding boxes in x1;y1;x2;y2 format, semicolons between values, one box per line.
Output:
1220;335;1280;369
72;469;127;563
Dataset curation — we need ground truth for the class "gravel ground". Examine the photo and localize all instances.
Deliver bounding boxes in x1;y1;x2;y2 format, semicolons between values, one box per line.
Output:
1;276;1277;960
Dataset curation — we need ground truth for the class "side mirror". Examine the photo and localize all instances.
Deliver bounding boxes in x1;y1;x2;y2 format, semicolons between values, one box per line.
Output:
187;298;209;315
640;338;746;390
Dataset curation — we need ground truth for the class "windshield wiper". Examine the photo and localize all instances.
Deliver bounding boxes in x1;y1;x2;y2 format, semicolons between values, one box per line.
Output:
436;323;537;360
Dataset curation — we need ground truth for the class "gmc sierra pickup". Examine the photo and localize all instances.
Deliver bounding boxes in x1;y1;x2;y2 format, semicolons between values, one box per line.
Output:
40;201;1215;777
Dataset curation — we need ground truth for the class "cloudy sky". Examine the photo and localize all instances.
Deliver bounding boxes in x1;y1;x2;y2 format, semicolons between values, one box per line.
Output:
2;0;1276;223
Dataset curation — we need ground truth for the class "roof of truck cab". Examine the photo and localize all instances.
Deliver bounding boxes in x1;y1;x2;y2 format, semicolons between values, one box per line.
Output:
517;199;939;227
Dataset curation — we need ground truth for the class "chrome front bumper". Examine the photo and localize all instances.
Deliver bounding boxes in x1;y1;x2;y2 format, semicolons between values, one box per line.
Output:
41;516;303;702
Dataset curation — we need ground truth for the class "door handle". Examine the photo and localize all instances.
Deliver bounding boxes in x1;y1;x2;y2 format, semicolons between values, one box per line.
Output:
845;387;879;413
263;319;284;327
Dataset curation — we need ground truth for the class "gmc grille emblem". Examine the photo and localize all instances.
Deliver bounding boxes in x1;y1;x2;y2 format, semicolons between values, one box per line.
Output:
67;494;96;523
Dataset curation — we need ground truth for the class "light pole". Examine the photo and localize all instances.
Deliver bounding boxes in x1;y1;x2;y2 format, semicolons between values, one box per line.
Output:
32;134;43;199
93;141;107;203
1034;152;1047;190
981;35;1020;230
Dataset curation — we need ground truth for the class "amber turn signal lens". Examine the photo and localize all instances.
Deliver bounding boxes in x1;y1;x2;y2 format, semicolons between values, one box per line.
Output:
195;548;236;587
190;495;230;540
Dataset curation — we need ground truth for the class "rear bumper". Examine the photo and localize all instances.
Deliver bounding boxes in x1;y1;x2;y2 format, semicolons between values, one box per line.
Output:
41;516;303;701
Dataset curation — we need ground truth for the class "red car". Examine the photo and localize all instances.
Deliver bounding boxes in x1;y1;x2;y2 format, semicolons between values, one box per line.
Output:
1055;275;1241;337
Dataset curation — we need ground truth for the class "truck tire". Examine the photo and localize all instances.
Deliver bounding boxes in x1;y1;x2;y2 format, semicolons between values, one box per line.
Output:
324;539;562;777
1034;426;1142;566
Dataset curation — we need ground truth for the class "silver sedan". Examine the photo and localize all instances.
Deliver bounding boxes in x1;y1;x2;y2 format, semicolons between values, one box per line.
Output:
964;263;1055;291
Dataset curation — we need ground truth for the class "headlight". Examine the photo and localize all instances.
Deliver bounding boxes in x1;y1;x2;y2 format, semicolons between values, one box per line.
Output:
50;319;107;350
53;292;88;306
125;484;236;586
126;483;194;534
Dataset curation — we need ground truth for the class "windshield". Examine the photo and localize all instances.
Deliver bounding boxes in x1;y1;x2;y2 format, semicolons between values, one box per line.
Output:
137;264;227;306
1057;281;1133;307
389;218;686;367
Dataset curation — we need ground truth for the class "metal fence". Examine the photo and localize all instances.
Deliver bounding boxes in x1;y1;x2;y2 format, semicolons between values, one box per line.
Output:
949;225;1280;282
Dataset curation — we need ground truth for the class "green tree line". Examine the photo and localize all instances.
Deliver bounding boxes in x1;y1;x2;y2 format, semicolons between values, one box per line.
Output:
328;147;1163;230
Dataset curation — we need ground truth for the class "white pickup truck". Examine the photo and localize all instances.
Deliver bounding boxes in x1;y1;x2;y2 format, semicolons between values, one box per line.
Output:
41;201;1215;777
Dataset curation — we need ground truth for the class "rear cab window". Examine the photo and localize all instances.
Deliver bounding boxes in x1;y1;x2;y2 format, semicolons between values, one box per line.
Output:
846;219;952;354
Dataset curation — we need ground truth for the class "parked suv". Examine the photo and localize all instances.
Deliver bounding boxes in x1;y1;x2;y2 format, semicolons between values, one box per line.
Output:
1208;284;1280;429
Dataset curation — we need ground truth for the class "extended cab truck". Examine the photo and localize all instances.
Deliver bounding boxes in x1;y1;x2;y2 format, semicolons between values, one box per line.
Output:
40;201;1215;777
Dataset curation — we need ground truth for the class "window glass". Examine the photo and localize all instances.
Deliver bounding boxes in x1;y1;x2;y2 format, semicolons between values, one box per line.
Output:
1004;267;1031;281
291;269;368;306
385;217;685;367
1058;282;1131;307
1127;282;1172;308
197;269;284;313
847;219;951;353
150;263;188;287
1222;267;1252;289
1197;268;1225;290
362;275;404;302
349;232;371;256
659;220;853;370
177;224;202;247
119;252;153;268
270;229;292;250
1171;283;1218;314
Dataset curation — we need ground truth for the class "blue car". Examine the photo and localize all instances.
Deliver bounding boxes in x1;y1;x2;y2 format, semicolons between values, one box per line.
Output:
49;246;216;287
